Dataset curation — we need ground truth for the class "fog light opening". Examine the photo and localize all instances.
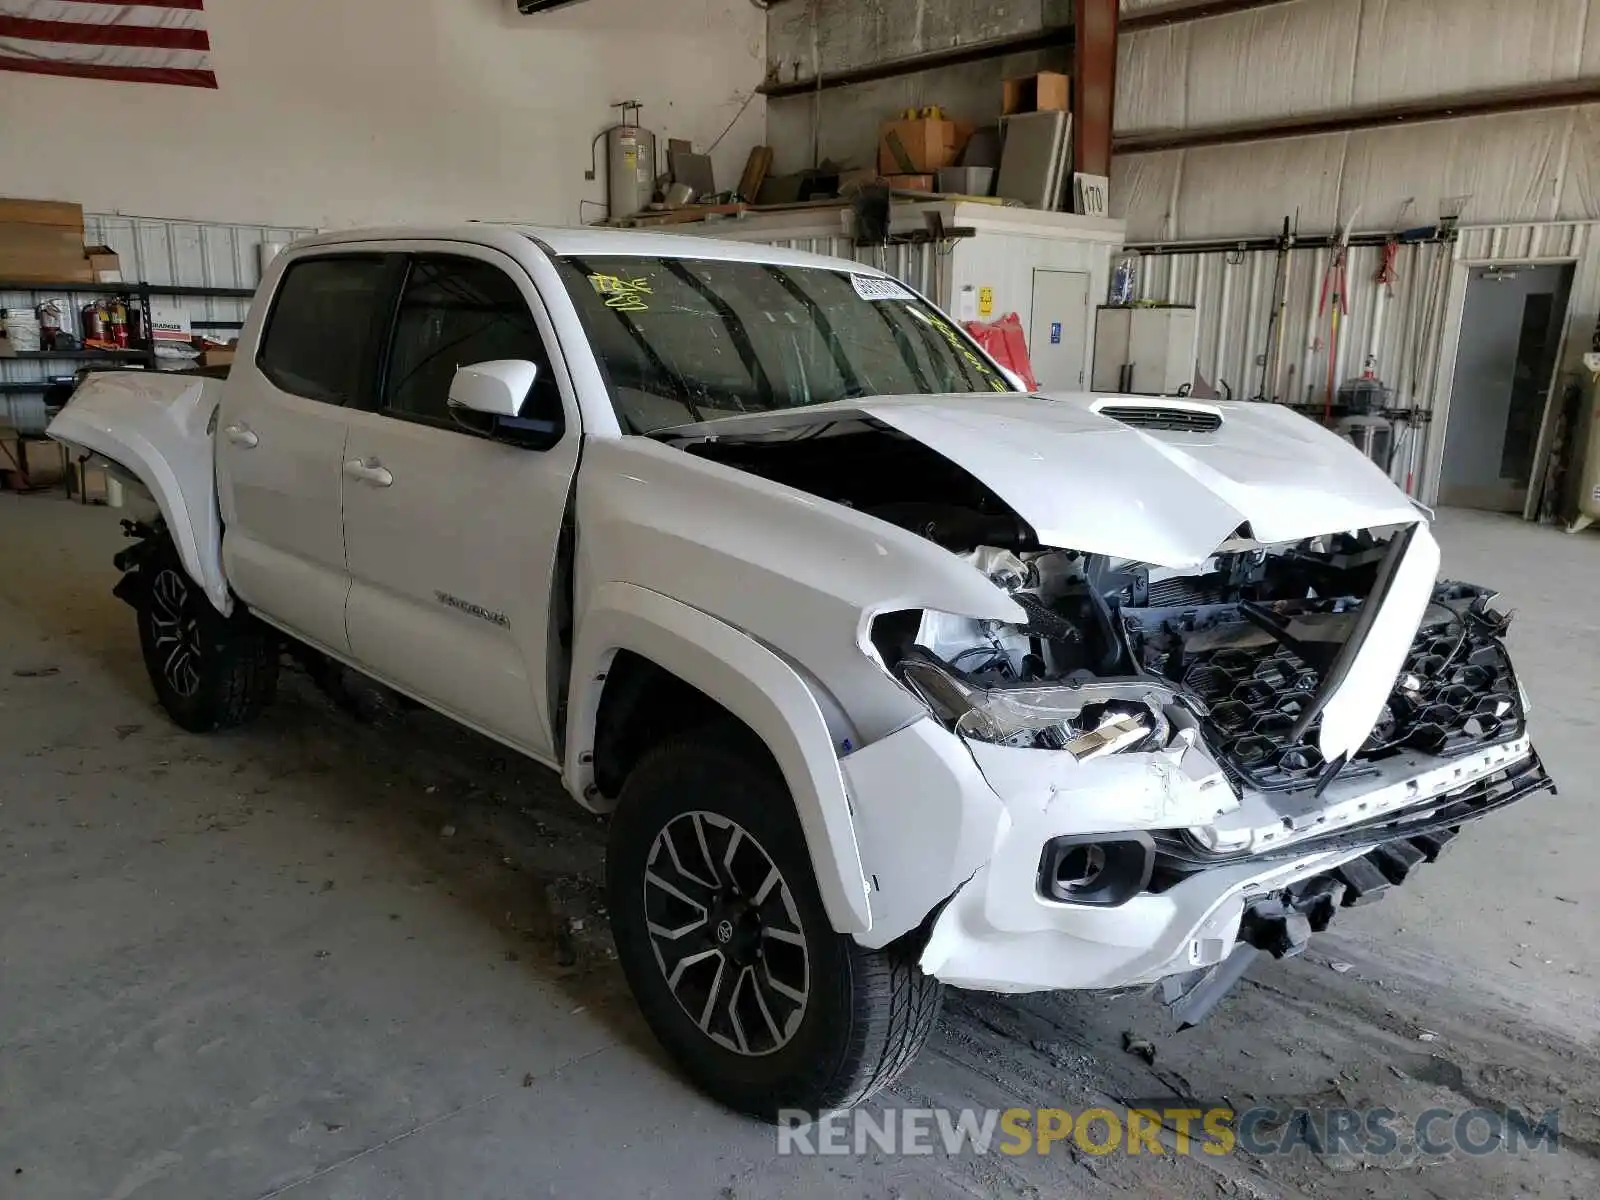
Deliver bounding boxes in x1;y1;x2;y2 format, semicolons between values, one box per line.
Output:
1054;844;1108;892
1037;833;1156;907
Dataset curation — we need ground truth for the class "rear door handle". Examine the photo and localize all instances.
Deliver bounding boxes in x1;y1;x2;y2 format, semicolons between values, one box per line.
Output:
343;458;393;488
223;424;258;448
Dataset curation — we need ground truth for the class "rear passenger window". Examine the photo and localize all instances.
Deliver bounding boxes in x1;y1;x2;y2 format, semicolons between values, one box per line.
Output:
258;256;392;405
382;256;562;428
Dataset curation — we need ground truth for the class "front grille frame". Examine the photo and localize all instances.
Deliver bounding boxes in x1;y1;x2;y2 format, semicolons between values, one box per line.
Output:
1179;597;1527;794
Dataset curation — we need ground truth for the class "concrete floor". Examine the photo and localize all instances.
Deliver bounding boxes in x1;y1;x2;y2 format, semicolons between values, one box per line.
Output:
3;494;1600;1199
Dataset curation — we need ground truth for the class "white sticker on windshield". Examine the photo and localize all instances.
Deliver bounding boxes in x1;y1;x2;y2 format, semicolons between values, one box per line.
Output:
851;275;913;302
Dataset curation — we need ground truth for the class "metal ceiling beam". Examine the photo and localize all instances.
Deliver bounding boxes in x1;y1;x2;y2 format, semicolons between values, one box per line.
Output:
757;27;1070;99
1120;0;1298;33
1115;79;1600;154
1075;0;1118;176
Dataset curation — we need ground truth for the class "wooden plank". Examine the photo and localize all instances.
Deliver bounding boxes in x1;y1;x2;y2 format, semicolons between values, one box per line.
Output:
736;147;773;204
619;203;748;227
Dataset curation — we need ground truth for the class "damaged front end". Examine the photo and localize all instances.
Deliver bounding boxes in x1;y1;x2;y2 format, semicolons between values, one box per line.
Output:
670;399;1552;1015
866;523;1554;1011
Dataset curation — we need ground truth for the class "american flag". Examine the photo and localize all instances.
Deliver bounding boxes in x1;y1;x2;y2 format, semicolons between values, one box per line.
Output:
0;0;215;89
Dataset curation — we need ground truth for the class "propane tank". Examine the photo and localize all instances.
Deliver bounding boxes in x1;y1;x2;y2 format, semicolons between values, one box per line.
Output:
605;101;656;221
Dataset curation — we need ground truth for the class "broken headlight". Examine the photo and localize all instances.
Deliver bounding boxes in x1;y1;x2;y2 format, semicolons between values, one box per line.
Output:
897;649;1173;757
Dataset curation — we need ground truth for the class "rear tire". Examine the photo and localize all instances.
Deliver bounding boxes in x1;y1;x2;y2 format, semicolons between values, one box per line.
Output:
606;729;943;1120
135;549;277;733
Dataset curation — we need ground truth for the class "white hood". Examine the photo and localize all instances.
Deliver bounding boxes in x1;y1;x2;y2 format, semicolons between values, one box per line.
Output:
855;393;1422;569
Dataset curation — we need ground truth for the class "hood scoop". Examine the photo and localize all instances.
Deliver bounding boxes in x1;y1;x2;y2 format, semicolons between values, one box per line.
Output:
1094;400;1223;434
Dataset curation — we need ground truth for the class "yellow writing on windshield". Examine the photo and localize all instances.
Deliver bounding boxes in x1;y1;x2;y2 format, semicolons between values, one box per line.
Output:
589;274;653;312
911;309;1008;391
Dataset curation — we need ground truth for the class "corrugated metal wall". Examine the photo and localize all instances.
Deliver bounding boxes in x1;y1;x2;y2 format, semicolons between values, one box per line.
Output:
2;214;313;421
1136;238;1458;409
1134;220;1600;508
1113;0;1600;241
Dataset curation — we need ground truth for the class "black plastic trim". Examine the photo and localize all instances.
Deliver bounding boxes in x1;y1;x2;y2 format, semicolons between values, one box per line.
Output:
1037;832;1156;907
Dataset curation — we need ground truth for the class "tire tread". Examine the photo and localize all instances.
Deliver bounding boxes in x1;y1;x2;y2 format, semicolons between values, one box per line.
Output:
136;543;276;734
608;729;943;1119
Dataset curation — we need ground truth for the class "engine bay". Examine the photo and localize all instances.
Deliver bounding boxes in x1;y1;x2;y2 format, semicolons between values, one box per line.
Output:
868;526;1524;793
870;529;1526;791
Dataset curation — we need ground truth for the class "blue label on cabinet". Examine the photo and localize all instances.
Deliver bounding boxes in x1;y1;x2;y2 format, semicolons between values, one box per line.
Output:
1050;322;1062;344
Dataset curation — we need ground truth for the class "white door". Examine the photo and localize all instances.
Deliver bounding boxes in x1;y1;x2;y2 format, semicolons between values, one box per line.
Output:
1028;269;1091;389
340;249;580;758
217;253;400;655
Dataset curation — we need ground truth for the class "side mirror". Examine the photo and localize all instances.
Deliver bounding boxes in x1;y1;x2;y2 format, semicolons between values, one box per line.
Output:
448;360;537;418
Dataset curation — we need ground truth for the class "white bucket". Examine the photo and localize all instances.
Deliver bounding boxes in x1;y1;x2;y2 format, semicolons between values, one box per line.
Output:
3;310;41;352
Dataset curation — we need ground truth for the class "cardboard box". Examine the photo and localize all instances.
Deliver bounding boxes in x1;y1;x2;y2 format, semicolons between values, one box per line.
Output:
883;174;937;192
1003;71;1071;115
200;346;236;368
85;245;122;284
0;197;89;284
0;197;84;230
0;224;91;283
150;303;191;343
877;117;967;175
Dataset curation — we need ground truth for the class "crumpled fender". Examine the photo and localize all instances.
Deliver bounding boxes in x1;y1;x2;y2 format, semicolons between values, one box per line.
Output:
566;581;872;934
47;372;230;614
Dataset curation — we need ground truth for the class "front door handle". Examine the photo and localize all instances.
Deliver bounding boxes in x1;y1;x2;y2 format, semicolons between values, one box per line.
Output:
224;424;258;448
343;458;393;488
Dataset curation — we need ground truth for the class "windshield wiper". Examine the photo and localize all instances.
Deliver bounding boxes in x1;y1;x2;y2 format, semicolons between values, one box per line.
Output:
662;260;773;411
762;266;866;399
566;255;705;423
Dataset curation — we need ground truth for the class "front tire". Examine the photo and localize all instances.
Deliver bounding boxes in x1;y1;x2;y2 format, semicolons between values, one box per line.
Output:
135;552;277;733
606;730;943;1120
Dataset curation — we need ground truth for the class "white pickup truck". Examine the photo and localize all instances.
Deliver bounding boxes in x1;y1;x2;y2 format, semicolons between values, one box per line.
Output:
49;224;1551;1120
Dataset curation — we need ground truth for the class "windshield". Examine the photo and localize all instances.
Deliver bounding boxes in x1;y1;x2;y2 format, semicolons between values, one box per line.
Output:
557;255;1014;433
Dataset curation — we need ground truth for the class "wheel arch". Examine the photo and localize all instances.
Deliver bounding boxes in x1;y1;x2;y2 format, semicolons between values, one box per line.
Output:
566;582;872;934
47;372;230;614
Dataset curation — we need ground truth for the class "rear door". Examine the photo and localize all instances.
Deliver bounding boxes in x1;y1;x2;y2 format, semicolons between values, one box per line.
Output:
217;253;400;654
340;247;580;757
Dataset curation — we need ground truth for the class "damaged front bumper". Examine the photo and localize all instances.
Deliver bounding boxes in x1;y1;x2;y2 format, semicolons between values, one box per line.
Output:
841;717;1555;1007
1160;749;1554;1026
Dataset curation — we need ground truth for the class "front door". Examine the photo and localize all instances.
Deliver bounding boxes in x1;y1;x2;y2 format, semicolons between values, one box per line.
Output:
1028;269;1090;389
217;253;400;654
1439;264;1573;512
340;249;580;759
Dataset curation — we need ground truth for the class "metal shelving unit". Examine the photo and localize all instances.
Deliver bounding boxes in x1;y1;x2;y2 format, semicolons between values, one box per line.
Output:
12;349;150;361
1;278;256;493
1;278;254;384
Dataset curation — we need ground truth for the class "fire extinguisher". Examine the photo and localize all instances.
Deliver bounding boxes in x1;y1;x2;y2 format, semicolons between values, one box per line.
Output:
107;298;129;348
80;302;106;343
